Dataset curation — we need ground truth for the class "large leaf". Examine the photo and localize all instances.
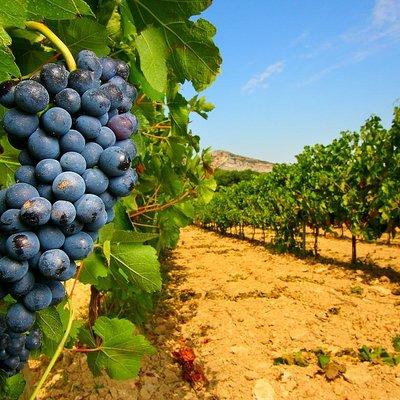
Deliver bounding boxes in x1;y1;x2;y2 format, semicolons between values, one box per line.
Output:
36;307;64;342
0;47;20;82
109;243;161;292
0;373;25;400
82;317;155;380
52;18;110;56
79;251;109;286
27;0;94;20
135;27;168;93
129;0;221;91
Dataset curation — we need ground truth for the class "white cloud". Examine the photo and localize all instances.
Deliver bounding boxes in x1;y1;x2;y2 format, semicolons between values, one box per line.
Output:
373;0;400;25
242;61;285;93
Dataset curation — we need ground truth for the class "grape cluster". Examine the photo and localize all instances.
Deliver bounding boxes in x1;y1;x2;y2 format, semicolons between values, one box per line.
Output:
0;50;138;376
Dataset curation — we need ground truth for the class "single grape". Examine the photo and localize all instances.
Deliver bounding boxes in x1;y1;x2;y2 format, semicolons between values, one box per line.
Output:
37;184;54;202
0;209;26;234
59;129;86;154
85;209;107;231
125;83;138;102
77;50;102;79
9;271;35;298
107;113;138;140
118;96;133;113
3;108;39;138
0;80;17;108
14;80;49;113
95;126;116;149
99;191;117;210
98;146;131;177
99;57;117;81
38;249;70;279
40;63;69;94
98;113;109;126
37;226;65;250
60;152;87;175
20;197;52;226
28;128;60;160
108;168;138;197
55;260;76;281
51;200;76;226
54;88;81;114
81;89;111;117
108;76;127;92
46;280;66;306
82;168;109;194
3;355;20;370
81;142;103;168
63;232;93;260
18;150;36;167
114;59;130;80
75;115;101;140
6;183;39;209
41;107;72;137
74;194;105;223
6;232;40;260
68;69;96;95
52;172;86;202
99;83;123;110
35;159;63;184
7;334;26;355
59;219;84;236
23;284;52;312
25;329;42;350
15;166;37;186
6;303;36;333
19;347;30;362
115;139;137;160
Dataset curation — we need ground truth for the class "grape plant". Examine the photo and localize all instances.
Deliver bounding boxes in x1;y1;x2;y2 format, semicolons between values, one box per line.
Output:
196;110;400;261
0;1;221;398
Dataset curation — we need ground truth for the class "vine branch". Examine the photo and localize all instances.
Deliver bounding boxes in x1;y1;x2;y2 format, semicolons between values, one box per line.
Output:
25;21;77;71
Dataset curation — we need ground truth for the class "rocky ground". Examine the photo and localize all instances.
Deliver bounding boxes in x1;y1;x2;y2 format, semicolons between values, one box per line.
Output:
25;226;400;400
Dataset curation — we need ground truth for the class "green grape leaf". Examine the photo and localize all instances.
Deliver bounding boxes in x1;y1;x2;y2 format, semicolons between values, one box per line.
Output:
103;240;111;265
0;1;27;28
135;27;168;93
112;230;159;244
79;251;109;285
83;317;155;379
36;307;64;342
0;373;25;400
52;18;109;56
27;0;94;20
130;0;221;91
0;47;20;82
119;0;137;37
130;62;165;102
109;243;161;292
112;201;133;230
0;137;20;187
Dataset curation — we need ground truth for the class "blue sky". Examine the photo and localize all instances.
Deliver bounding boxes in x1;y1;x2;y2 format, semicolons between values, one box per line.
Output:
187;0;400;163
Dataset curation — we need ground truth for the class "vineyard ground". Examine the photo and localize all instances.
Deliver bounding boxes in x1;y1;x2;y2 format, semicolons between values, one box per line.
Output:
26;226;400;400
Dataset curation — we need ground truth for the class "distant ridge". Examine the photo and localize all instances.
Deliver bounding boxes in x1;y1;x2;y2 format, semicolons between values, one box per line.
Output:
211;150;274;173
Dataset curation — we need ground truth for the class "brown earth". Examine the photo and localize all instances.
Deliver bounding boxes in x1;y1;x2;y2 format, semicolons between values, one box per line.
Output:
25;226;400;400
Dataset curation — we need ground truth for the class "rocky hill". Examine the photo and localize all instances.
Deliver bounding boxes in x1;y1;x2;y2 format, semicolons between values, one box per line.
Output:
211;150;274;173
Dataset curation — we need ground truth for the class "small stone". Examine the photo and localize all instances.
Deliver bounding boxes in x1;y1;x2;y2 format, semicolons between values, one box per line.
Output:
370;286;391;296
343;365;371;385
245;371;259;380
230;345;249;354
253;379;275;400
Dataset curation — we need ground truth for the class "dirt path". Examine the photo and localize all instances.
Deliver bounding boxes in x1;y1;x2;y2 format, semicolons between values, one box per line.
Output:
28;226;400;400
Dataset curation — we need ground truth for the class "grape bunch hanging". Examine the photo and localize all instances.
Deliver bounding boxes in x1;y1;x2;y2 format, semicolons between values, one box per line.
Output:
0;50;138;376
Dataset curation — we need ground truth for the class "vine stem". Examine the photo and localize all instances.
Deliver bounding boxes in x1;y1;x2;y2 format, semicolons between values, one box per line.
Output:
25;21;77;71
28;301;75;400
